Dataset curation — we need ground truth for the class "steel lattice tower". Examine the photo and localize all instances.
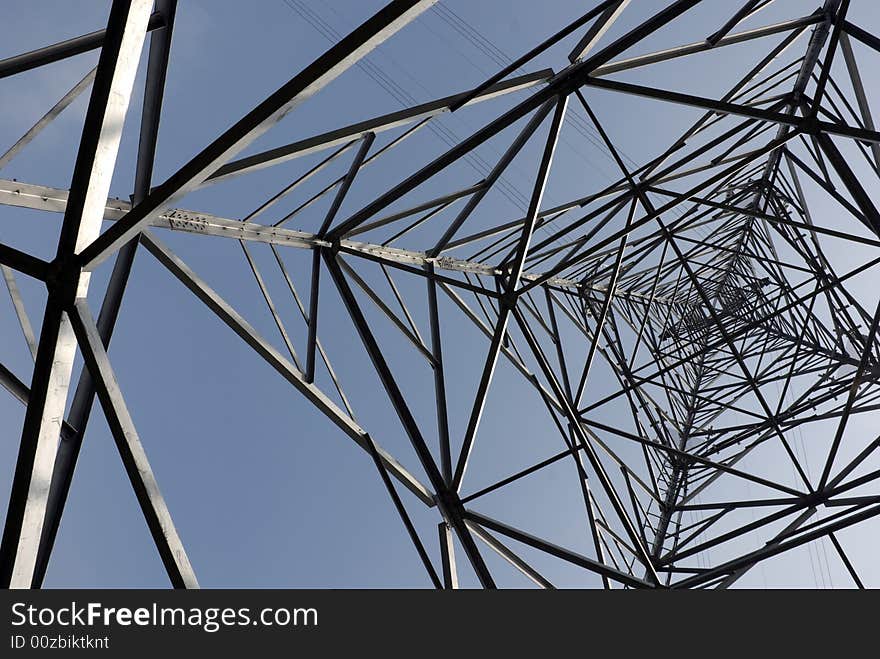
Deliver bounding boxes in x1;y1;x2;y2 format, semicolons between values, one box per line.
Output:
1;0;879;588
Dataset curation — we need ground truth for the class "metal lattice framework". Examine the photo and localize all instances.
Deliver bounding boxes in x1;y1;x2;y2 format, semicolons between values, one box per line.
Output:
1;0;879;588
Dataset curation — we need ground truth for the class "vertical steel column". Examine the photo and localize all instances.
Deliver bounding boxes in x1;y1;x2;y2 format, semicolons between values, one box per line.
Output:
0;0;153;589
32;0;179;588
438;522;458;589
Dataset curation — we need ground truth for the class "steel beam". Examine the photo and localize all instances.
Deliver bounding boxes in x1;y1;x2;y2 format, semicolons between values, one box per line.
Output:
33;0;180;589
0;0;152;589
76;1;439;272
68;301;198;588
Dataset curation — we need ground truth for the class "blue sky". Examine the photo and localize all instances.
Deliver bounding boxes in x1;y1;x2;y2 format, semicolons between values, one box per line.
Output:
1;0;879;588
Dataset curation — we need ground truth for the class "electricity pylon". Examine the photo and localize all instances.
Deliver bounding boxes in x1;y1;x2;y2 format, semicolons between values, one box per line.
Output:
1;0;879;588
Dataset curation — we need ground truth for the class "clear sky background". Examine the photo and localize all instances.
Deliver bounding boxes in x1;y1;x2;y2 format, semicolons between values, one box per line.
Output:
1;0;878;588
